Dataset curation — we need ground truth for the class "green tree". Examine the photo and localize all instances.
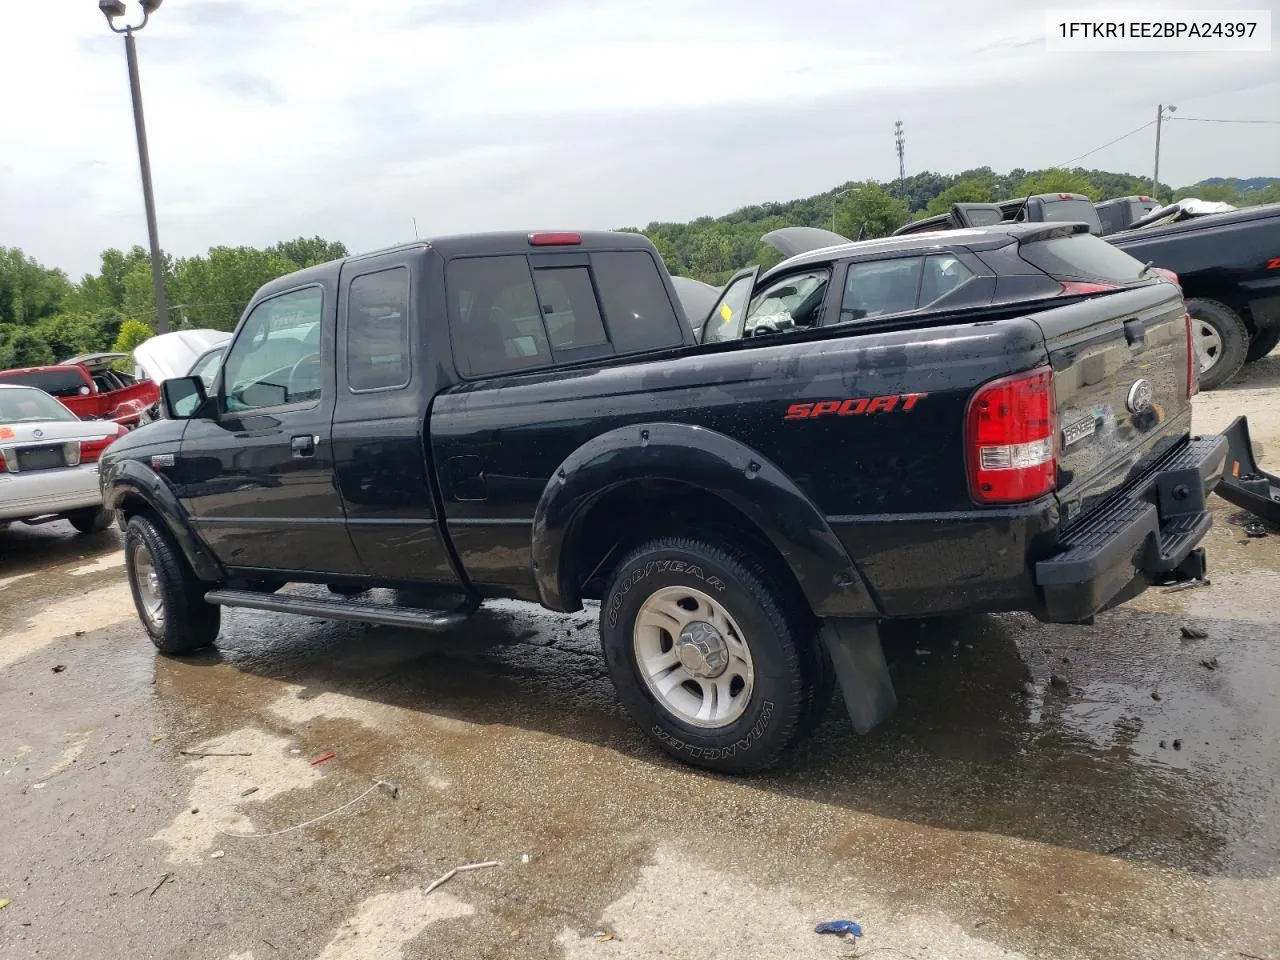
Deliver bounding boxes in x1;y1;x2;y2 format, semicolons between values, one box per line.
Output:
1173;183;1241;204
33;313;108;361
0;247;72;326
0;326;55;367
267;237;349;270
925;178;998;215
172;246;301;330
111;318;153;354
1014;168;1102;201
834;182;911;240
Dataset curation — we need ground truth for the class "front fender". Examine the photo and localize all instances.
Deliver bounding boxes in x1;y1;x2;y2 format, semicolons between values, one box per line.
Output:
102;458;224;583
531;422;878;617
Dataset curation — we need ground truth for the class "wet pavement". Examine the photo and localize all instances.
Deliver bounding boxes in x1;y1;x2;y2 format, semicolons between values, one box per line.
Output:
3;356;1280;960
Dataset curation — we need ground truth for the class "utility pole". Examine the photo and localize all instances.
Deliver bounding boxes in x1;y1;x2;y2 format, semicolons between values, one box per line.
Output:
101;1;169;334
894;120;906;199
1152;103;1176;199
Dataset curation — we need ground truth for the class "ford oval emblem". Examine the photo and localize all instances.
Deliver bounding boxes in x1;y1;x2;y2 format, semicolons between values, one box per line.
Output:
1126;379;1154;414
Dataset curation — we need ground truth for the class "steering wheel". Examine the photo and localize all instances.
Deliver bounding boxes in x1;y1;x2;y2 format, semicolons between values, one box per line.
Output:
287;352;321;398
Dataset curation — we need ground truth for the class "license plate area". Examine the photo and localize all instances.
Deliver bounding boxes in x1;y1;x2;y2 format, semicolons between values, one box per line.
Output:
16;445;68;472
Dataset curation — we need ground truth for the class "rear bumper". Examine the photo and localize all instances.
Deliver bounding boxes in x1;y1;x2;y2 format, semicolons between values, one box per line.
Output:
0;464;103;521
1033;434;1228;623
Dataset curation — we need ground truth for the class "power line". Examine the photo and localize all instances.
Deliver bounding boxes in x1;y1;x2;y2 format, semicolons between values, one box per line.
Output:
1169;116;1280;125
1053;119;1156;168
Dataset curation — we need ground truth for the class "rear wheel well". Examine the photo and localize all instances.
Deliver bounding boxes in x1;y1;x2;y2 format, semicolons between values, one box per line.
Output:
1180;282;1254;333
564;479;813;619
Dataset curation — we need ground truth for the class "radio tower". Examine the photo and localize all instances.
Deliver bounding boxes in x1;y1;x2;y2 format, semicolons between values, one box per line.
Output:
894;120;906;198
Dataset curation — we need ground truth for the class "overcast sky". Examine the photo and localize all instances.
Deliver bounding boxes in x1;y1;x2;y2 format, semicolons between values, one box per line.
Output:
1;0;1276;278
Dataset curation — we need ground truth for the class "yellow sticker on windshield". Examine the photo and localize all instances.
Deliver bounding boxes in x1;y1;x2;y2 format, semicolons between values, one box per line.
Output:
720;303;733;323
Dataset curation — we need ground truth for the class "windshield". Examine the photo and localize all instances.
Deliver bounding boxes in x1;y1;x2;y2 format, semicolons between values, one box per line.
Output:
0;367;89;397
0;386;78;423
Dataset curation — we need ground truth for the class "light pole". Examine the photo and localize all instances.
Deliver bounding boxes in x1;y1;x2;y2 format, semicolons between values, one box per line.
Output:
1152;103;1176;200
99;0;169;334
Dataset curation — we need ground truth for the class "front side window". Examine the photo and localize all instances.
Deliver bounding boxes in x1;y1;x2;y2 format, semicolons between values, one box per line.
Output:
743;269;831;337
839;257;923;322
347;267;411;392
701;273;756;344
221;287;324;412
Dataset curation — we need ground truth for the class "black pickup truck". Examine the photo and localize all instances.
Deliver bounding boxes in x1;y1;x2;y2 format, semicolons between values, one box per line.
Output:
101;225;1232;773
896;196;1280;389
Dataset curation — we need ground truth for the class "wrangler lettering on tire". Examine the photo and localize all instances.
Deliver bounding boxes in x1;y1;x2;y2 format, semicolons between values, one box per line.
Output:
599;536;817;774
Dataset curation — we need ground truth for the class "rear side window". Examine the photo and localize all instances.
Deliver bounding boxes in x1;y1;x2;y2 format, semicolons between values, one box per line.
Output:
592;252;684;353
0;368;88;397
1019;235;1145;283
840;257;923;322
919;254;974;305
347;267;411;392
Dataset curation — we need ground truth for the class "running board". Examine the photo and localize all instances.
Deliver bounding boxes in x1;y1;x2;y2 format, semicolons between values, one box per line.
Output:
203;589;478;631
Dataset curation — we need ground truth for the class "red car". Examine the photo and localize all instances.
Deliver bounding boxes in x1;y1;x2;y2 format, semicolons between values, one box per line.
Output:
0;353;160;428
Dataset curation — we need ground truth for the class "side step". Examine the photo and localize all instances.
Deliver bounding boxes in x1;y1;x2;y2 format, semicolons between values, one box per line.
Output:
204;589;478;631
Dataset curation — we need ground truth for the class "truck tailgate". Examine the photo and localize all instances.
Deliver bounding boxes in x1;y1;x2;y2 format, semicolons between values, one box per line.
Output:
1027;282;1194;525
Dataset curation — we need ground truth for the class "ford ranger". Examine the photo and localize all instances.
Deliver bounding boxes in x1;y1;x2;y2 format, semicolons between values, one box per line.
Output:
100;225;1232;773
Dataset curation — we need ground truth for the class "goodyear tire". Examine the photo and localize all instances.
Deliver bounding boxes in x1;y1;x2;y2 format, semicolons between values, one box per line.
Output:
1188;298;1249;391
124;514;220;655
1246;327;1280;363
599;536;816;774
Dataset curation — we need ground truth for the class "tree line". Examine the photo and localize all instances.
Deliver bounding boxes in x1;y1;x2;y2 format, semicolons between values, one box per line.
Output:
0;237;347;368
3;167;1277;368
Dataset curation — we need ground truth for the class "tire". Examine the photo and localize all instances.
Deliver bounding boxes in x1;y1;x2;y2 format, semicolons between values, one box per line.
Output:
1246;327;1280;363
1187;298;1249;391
123;514;220;655
66;507;113;534
599;536;817;774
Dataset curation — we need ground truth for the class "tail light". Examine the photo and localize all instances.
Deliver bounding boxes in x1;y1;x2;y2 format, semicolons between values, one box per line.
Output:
1058;280;1121;296
1185;312;1198;399
966;367;1058;504
528;232;582;246
0;451;7;473
79;425;128;463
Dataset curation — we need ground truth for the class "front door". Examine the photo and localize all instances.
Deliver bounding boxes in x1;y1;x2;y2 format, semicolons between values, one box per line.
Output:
178;283;364;577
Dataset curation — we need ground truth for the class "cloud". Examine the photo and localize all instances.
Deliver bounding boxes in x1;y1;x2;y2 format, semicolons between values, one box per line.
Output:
2;0;1277;277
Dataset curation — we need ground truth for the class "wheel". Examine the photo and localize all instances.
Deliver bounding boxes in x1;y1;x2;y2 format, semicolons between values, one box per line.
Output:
1246;327;1280;363
1187;298;1249;391
599;536;816;774
66;507;113;534
123;514;220;655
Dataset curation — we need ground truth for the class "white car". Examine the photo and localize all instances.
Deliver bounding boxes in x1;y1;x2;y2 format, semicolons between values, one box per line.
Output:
0;384;127;533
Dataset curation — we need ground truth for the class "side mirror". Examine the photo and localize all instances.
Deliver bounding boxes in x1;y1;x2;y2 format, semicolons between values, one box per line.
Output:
162;376;208;420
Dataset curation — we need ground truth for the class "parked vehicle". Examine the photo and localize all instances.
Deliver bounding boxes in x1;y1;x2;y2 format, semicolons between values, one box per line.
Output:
187;344;227;391
0;355;160;428
1095;195;1161;235
102;226;1233;774
132;329;232;385
0;384;127;532
894;197;1280;388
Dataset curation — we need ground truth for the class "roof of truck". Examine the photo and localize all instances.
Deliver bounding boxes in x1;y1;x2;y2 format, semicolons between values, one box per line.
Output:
253;231;659;302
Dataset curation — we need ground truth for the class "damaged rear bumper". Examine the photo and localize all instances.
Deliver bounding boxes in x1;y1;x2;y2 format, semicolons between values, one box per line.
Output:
1214;415;1280;524
1033;432;1229;623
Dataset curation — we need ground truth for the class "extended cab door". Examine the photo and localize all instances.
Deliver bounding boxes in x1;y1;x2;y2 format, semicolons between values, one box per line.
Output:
330;253;459;583
177;282;365;576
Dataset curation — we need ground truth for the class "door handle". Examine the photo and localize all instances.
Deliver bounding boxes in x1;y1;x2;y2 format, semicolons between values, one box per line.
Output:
291;434;318;458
